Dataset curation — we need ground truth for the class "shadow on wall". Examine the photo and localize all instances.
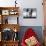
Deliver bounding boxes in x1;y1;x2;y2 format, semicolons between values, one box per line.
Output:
18;26;43;44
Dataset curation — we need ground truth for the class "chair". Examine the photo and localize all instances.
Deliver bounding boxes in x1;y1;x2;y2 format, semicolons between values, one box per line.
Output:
21;28;41;46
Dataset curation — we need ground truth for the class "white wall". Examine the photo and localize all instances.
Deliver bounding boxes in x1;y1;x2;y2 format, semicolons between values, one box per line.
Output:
18;0;44;26
0;0;44;26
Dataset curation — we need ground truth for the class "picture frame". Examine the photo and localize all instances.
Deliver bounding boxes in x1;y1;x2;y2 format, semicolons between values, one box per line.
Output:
2;16;18;24
1;28;13;41
8;16;18;24
1;28;18;41
23;8;37;18
9;10;18;15
2;10;9;15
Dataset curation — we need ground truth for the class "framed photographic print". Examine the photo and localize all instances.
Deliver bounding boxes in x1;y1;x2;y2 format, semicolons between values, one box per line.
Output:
9;10;18;15
2;16;18;24
2;10;9;15
23;8;37;18
9;10;15;15
8;16;18;24
1;28;13;41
